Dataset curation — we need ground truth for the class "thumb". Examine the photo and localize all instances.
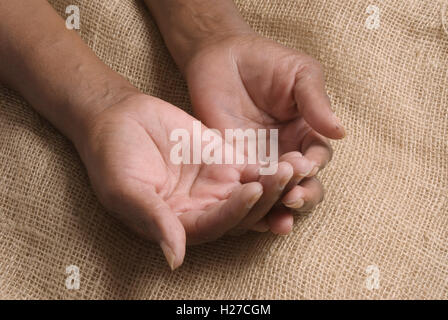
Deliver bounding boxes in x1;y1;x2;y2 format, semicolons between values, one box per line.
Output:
148;192;186;271
294;58;346;139
120;187;186;270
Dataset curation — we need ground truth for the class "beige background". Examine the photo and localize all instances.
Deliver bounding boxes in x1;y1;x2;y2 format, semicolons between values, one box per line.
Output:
0;0;447;299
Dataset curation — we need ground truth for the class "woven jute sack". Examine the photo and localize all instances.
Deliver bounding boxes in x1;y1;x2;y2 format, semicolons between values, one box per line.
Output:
0;0;447;299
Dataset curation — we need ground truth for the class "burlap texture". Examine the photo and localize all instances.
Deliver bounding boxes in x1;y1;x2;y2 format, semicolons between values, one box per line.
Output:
0;0;447;299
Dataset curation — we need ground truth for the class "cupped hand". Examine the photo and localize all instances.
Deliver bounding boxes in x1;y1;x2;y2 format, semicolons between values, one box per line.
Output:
184;33;346;234
75;93;295;269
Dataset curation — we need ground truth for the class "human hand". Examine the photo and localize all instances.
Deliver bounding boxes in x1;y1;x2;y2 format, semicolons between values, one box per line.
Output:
183;33;346;232
0;0;302;271
74;93;296;269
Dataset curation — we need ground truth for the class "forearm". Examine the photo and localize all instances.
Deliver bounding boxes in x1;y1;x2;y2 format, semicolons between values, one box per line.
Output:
144;0;254;72
0;0;137;145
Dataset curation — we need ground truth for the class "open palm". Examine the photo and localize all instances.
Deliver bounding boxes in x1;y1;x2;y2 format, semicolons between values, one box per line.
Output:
77;94;298;269
185;34;346;229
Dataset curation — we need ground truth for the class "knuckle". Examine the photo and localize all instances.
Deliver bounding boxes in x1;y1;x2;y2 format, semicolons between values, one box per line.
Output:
295;60;325;90
299;56;323;75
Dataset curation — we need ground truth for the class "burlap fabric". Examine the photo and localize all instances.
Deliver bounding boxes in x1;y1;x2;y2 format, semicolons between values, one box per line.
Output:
0;0;447;299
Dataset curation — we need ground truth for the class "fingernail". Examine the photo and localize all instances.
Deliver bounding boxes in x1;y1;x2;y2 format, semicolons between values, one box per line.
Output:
279;177;290;190
307;166;319;177
247;191;262;208
341;126;347;138
283;198;304;209
333;115;346;138
299;163;315;177
160;241;176;271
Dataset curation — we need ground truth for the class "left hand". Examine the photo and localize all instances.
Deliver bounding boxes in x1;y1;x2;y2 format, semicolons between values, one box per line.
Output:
183;33;346;234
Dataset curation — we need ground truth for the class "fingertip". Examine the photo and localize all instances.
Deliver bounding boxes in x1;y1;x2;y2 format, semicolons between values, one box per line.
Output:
248;181;264;195
158;217;186;271
279;151;303;162
280;161;295;175
328;114;346;139
315;120;346;140
307;166;319;178
160;240;185;271
281;185;304;209
277;161;294;189
138;190;186;270
279;151;312;177
299;96;345;140
296;157;315;178
268;210;294;235
243;182;263;209
283;197;305;210
301;130;334;175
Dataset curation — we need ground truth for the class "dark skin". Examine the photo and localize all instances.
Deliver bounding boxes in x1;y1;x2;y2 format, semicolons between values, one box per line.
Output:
0;0;345;269
145;0;345;233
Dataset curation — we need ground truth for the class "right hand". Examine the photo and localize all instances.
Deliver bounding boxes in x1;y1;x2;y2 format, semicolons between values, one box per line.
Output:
75;93;295;269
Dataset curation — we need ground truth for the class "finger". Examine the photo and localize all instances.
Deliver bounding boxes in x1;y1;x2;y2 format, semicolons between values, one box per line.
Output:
267;207;294;235
115;186;186;271
236;161;293;231
260;151;320;229
179;182;263;244
279;151;314;191
240;163;261;183
250;217;270;233
294;57;346;139
281;177;324;212
301;130;333;176
264;152;313;219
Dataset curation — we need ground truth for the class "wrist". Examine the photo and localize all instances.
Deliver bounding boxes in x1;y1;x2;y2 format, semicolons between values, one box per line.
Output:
68;80;139;153
183;32;261;82
145;0;255;72
178;28;256;74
